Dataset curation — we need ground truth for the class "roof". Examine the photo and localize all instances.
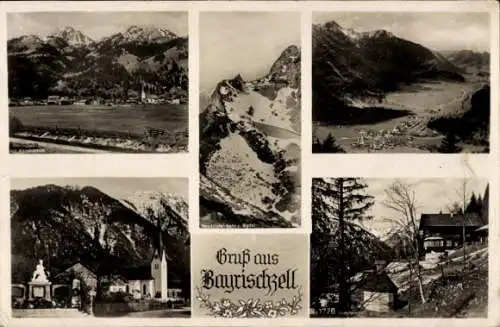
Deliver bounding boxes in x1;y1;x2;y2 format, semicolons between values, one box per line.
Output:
119;266;153;281
423;236;445;241
419;213;483;230
475;225;488;232
359;271;398;293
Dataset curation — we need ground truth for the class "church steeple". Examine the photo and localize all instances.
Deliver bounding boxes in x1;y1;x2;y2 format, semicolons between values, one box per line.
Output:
151;223;168;301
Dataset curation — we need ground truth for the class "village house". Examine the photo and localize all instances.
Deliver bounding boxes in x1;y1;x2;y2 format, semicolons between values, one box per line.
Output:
419;212;484;256
351;260;399;312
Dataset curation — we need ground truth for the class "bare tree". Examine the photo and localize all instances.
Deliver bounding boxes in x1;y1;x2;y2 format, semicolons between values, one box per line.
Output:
456;179;469;267
383;180;426;304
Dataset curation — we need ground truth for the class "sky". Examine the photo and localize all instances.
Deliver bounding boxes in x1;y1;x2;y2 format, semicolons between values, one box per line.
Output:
200;12;300;95
7;11;188;40
357;178;489;238
313;12;491;52
10;177;188;199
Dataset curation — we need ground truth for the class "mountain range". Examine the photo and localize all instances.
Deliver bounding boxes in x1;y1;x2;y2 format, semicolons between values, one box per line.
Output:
199;45;301;228
312;20;475;123
8;25;188;99
10;184;190;295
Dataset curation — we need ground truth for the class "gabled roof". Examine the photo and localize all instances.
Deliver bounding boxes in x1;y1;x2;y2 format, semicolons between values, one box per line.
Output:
359;271;398;293
119;266;153;281
419;213;483;230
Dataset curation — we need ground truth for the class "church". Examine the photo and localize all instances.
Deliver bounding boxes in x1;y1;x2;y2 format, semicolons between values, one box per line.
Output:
62;247;183;302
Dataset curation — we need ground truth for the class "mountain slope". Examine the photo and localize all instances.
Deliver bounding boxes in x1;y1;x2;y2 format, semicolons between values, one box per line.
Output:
8;25;188;99
10;184;190;294
442;50;490;71
199;45;301;228
312;20;465;124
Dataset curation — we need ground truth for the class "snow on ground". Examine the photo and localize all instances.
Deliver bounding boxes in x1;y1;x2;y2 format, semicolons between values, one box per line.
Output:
267;136;298;153
206;132;279;212
225;88;296;132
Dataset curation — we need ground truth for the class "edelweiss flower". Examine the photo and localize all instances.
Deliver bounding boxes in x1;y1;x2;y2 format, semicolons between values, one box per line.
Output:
264;300;273;310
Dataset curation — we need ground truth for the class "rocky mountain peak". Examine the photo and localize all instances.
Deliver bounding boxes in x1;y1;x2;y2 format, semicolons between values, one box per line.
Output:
50;26;94;47
268;44;301;88
323;20;343;32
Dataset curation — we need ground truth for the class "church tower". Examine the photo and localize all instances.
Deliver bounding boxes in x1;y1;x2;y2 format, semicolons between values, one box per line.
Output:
151;230;168;301
160;248;168;301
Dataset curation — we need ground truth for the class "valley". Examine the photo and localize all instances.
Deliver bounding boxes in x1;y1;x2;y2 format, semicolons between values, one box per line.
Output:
314;77;488;153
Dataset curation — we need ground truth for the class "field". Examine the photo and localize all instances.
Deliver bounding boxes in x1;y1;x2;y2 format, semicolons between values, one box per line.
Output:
11;104;187;136
314;76;488;153
10;104;188;153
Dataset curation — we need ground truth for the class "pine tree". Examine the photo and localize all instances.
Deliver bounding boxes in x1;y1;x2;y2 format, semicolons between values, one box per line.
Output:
311;178;374;313
437;131;462;153
465;193;480;213
312;133;346;153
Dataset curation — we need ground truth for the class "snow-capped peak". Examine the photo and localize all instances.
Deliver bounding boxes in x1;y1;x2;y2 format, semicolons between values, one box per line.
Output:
121;25;177;43
342;27;363;41
49;26;94;47
120;191;188;224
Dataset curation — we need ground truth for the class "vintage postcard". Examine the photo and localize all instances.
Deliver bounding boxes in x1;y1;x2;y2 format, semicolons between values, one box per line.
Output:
0;1;498;327
7;11;189;154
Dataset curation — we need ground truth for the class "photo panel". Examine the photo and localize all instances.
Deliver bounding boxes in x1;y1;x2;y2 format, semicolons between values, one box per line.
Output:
199;11;302;229
310;177;489;318
10;177;190;318
7;11;189;154
311;12;491;154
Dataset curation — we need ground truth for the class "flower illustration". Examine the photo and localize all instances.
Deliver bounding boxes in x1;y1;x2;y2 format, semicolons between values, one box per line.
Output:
196;287;302;318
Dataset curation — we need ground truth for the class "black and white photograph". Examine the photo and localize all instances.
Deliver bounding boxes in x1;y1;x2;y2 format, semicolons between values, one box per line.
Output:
312;12;491;153
8;12;188;154
199;12;301;228
310;178;489;317
10;178;190;318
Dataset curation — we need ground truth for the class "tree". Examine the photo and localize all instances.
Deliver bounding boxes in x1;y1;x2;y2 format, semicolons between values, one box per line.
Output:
311;178;374;313
383;180;426;304
465;193;481;214
437;131;462;153
247;105;254;116
312;133;345;153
